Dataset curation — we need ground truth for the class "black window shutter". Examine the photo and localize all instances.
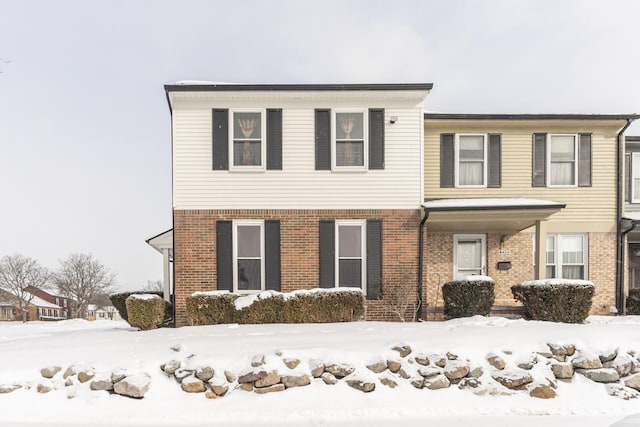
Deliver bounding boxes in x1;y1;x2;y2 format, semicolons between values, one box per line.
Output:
264;220;281;291
369;109;385;169
319;220;335;288
212;109;229;170
216;221;233;291
578;133;592;187
366;220;383;300
267;109;283;170
626;153;631;203
440;134;455;187
315;109;331;170
532;133;547;187
488;134;502;188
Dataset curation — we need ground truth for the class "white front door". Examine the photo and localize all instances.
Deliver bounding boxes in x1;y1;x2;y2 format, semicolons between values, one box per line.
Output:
454;234;486;280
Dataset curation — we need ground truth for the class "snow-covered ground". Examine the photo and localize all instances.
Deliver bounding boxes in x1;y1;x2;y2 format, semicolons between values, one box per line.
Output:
2;316;640;426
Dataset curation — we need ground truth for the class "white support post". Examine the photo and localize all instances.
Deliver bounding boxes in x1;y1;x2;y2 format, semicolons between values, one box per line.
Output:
534;220;547;280
162;248;171;303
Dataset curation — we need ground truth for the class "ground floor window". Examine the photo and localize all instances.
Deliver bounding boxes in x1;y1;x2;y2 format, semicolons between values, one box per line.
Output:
629;243;640;289
336;220;366;288
453;234;486;280
546;234;588;280
233;220;264;292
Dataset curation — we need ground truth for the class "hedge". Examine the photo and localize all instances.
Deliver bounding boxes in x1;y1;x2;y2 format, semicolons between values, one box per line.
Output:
125;294;165;331
442;278;495;319
186;289;365;326
627;288;640;315
110;291;172;325
511;279;594;323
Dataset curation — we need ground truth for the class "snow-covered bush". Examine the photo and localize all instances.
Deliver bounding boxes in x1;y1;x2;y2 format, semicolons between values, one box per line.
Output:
125;294;165;330
110;290;166;322
235;291;285;323
442;276;495;319
511;279;594;323
282;288;365;323
186;291;236;326
627;288;640;315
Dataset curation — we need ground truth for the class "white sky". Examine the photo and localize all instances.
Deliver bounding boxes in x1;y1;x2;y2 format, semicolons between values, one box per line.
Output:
1;0;640;292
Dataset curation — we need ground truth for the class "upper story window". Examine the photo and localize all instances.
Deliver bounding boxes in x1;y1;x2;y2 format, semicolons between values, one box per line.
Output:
230;110;266;170
532;133;591;188
333;111;368;170
548;134;577;187
456;134;487;187
632;153;640;203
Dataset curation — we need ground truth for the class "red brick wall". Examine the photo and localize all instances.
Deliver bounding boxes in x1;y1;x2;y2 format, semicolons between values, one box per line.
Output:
173;209;424;326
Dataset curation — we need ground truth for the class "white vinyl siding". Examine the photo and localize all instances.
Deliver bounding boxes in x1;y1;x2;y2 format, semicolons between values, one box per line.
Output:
172;94;424;209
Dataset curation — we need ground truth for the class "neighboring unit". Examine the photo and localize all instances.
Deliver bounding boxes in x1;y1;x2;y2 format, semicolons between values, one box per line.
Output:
24;286;73;319
0;289;65;321
623;136;640;295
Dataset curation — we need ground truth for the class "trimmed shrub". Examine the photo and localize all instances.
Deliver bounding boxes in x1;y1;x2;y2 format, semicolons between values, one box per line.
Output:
511;279;594;323
626;288;640;315
185;292;237;326
442;278;495;319
125;294;165;331
110;291;164;322
282;289;365;323
235;292;285;324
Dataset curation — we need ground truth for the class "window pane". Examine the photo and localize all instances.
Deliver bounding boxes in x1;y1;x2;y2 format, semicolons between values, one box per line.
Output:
550;136;575;161
234;112;261;139
336;141;364;167
634;178;640;200
459;162;483;185
561;235;584;264
237;259;261;290
234;141;261;166
546;265;556;278
339;259;362;287
459;136;484;160
550;162;575;185
237;225;261;257
561;266;584;280
457;240;481;270
336;113;363;140
546;235;555;264
339;225;362;257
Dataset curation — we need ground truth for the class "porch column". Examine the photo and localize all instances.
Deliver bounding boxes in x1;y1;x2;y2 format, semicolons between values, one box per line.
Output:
534;220;547;280
162;248;171;303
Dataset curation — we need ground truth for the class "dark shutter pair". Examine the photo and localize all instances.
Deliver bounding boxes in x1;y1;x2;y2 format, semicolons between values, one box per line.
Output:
212;109;283;170
216;220;281;291
440;134;502;187
315;109;385;170
532;133;592;187
318;220;382;300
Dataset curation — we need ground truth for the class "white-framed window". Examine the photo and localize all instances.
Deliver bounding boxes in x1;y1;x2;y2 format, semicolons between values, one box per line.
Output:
548;134;578;187
233;220;265;292
229;109;266;170
453;234;487;279
332;110;368;170
632;152;640;203
455;134;487;187
546;234;588;279
335;220;367;289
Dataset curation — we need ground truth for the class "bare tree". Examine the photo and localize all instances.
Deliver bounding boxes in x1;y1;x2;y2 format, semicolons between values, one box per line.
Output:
55;253;117;318
382;251;419;322
143;279;163;292
0;254;51;322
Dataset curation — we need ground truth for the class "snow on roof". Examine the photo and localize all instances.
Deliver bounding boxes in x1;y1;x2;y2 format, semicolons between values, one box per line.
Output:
423;198;564;210
623;212;640;221
519;279;594;287
29;295;61;309
172;80;241;85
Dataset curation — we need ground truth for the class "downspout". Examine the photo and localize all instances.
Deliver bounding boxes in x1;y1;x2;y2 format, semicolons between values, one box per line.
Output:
616;119;633;314
417;209;429;321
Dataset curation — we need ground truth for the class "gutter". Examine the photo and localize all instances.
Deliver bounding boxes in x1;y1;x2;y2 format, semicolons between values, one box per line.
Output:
617;119;634;314
417;209;429;321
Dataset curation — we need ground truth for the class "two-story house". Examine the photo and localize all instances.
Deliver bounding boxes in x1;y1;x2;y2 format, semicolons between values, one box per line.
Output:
423;114;638;316
623;136;640;297
24;286;73;319
159;82;432;326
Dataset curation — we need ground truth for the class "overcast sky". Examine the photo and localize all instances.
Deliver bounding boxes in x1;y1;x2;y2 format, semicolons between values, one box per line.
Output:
1;0;640;292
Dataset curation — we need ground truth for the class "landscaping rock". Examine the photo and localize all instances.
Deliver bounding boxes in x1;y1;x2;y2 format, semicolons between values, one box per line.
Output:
392;344;412;358
90;378;113;391
181;375;206;393
64;378;73;387
224;370;237;383
458;378;481;389
430;354;447;368
0;384;20;394
170;344;183;352
321;372;337;385
366;357;387;374
254;383;284;394
444;360;469;380
40;366;62;379
469;365;483;378
492;369;533;389
346;378;375;393
598;348;618;363
486;354;506;370
37;383;54;393
607;384;639;400
446;352;459;360
282;374;311;388
547;342;575;357
410;376;424;389
424;374;450;390
529;383;556;399
517;354;538;370
254;371;280;388
386;359;402;373
380;376;398;388
238;370;268;384
195;366;214;382
113;374;151;398
205;391;217;399
625;373;640;391
609;354;634;377
551;362;574;379
251;354;266;367
161;360;180;376
78;370;95;383
572;350;603;369
283;358;300;370
577;368;619;383
239;383;253;392
174;368;194;383
418;366;441;378
111;369;127;384
309;360;325;378
209;378;228;396
63;366;77;379
325;363;355;379
414;353;430;366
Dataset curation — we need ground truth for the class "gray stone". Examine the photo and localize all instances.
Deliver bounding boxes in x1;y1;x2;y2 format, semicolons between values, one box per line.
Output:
283;358;300;370
551;362;574;379
430;354;447;368
610;354;634;377
529;383;556;399
113;374;151;398
414;353;430;366
458;378;481;389
195;366;214;382
111;369;127;384
517;354;538;370
78;370;95;383
392;344;412;358
536;351;553;359
398;368;411;380
90;378;113;391
572;350;603;369
492;369;533;389
37;383;54;393
607;384;639;400
577;368;620;383
386;359;402;373
380;377;398;388
63;366;77;379
161;360;180;376
325;363;355;379
210;384;228;397
281;374;311;388
444;360;470;380
424;374;450;390
309;360;325;378
446;352;459;360
321;372;337;385
40;366;62;379
254;383;284;394
64;378;73;387
254;371;280;388
418;366;441;378
469;366;483;378
174;368;194;383
170;344;183;352
625;373;640;391
366;357;387;374
599;348;618;363
251;354;266;367
346;378;375;393
180;375;206;393
239;383;253;392
486;354;506;370
224;370;237;383
239;370;269;385
410;376;424;389
547;342;575;357
0;384;20;394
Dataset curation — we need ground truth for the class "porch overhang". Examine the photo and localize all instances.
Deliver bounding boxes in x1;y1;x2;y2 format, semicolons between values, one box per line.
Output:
422;198;566;232
146;229;173;260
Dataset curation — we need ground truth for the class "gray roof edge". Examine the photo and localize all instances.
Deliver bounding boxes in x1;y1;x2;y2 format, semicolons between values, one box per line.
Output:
165;83;434;92
425;113;640;120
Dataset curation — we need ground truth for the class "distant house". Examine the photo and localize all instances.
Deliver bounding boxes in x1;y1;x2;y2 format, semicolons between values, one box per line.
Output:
24;286;73;319
86;304;122;321
0;289;64;321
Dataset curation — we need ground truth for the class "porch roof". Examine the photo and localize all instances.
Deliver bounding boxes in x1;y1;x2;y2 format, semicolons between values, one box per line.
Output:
422;198;565;232
146;229;173;260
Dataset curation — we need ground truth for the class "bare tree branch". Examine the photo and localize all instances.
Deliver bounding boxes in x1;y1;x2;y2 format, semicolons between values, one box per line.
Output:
0;254;52;321
143;279;163;292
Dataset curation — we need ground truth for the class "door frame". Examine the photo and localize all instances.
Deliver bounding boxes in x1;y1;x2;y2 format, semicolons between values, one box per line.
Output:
453;234;487;280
